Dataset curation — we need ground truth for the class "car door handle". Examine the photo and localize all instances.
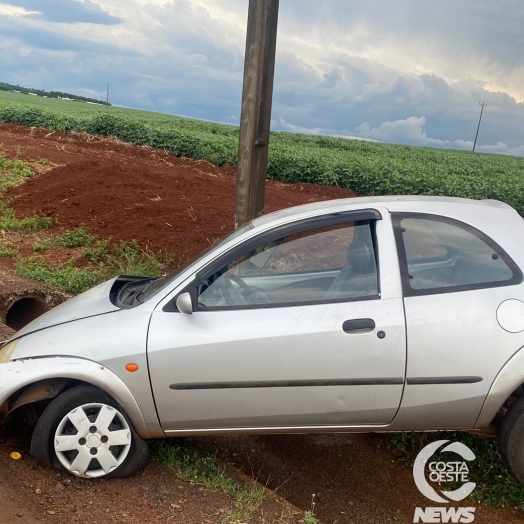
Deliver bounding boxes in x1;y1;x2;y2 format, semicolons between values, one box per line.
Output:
343;318;376;333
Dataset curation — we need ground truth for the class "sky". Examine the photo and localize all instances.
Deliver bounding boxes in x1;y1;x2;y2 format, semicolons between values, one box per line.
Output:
2;0;524;156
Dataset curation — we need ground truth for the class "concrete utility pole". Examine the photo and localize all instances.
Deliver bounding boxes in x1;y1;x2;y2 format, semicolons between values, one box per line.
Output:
234;0;280;228
473;101;487;152
105;83;111;108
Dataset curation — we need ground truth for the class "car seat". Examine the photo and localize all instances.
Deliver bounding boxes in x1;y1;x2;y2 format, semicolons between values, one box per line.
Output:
324;239;378;299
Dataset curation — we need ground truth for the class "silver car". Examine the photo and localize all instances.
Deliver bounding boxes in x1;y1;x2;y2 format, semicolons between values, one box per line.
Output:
2;195;524;483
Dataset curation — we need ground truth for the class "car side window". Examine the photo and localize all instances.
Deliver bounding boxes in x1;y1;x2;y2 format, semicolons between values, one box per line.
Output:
393;213;521;295
197;220;379;309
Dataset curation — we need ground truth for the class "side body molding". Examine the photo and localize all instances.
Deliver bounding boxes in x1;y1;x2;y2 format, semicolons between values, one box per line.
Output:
0;357;159;438
475;345;524;428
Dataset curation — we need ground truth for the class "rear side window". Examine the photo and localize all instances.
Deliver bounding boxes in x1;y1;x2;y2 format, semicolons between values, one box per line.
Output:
393;213;522;296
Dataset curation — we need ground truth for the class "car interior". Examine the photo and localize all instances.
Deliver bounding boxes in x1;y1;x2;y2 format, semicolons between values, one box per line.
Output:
197;220;379;308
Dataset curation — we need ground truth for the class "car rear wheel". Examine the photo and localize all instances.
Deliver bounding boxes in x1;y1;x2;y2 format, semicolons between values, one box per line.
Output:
499;395;524;486
31;384;149;478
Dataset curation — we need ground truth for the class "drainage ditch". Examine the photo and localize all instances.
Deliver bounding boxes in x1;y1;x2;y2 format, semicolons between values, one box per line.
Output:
0;268;70;335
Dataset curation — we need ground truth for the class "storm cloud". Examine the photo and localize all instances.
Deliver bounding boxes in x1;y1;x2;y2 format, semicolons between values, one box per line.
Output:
7;0;122;24
1;0;524;155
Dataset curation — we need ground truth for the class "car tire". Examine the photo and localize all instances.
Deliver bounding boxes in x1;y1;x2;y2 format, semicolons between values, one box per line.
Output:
499;395;524;485
31;384;149;479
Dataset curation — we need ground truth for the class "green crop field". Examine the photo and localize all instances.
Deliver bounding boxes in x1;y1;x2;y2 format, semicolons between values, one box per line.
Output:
2;90;524;215
0;91;111;115
0;90;223;125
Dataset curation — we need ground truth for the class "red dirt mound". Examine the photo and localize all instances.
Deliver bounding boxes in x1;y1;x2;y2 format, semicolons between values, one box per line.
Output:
1;123;355;258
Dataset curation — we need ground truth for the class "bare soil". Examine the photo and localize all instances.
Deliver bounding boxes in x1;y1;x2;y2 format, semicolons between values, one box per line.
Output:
1;124;353;260
0;122;523;524
0;426;301;524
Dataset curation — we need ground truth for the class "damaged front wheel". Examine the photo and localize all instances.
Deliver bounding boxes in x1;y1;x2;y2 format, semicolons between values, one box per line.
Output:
31;384;149;478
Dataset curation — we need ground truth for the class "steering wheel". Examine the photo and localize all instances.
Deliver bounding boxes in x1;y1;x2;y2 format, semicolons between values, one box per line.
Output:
222;273;270;305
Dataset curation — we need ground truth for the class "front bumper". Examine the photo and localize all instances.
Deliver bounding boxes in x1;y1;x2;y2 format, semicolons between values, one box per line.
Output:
0;357;152;438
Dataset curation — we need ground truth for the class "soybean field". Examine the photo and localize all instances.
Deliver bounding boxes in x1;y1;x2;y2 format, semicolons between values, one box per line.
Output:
1;90;524;215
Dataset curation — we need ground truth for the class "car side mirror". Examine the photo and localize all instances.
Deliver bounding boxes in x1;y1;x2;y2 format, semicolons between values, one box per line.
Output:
176;292;193;315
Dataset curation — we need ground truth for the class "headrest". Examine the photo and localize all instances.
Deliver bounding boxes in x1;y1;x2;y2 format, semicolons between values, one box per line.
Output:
346;240;375;274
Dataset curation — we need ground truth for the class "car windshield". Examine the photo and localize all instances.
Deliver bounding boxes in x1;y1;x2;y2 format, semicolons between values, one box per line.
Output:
140;222;253;302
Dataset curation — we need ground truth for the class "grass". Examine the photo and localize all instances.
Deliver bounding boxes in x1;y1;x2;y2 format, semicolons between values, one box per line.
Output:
0;152;34;190
0;151;54;232
33;225;97;251
0;170;94;295
387;431;524;510
151;439;265;522
303;494;319;524
304;511;319;524
0;209;52;231
0;246;18;257
16;240;172;294
82;239;110;263
106;240;168;276
0;153;174;294
0;147;52;191
0;90;141;116
15;257;106;295
0;90;233;132
0;146;175;295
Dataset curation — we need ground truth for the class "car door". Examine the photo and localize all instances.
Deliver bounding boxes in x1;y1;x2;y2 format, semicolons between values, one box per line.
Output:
147;209;407;433
391;212;524;430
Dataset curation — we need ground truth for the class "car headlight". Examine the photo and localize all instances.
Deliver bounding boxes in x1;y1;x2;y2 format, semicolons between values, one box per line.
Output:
0;339;19;364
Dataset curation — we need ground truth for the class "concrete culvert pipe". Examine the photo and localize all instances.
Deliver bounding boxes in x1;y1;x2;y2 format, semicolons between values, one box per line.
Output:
5;297;46;331
0;267;70;333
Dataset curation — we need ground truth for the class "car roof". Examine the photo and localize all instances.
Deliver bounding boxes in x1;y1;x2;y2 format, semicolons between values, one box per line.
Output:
251;195;514;228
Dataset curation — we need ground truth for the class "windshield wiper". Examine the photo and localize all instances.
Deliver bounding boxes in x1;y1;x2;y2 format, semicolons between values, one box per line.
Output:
118;278;158;307
135;279;159;303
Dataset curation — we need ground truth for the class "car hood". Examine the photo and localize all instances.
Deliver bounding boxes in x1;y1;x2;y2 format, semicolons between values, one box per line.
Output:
13;277;120;339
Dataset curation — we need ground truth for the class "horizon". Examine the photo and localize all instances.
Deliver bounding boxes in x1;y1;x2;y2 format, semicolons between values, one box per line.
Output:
1;74;523;159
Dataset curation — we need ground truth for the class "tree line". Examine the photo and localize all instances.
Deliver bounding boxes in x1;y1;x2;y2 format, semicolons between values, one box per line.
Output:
0;82;110;106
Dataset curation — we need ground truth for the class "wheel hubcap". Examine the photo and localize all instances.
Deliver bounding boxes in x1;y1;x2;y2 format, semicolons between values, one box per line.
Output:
54;403;131;478
86;433;101;447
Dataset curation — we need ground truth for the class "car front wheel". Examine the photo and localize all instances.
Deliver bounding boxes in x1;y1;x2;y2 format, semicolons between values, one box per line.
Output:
31;384;149;478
